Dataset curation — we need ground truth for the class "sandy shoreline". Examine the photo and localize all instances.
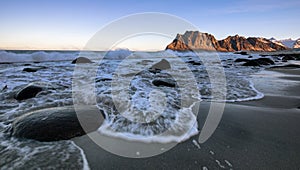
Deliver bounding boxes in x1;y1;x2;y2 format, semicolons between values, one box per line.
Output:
73;67;300;169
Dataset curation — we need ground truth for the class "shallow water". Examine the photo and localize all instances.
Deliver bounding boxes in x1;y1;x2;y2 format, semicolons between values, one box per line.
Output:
0;50;272;168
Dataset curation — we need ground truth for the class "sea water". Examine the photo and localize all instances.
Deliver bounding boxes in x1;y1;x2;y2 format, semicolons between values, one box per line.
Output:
0;49;269;168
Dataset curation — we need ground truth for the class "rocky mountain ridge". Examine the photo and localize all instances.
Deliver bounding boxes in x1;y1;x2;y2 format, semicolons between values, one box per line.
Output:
166;31;298;51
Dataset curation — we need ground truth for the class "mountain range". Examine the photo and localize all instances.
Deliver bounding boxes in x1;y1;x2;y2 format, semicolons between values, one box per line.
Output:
166;31;300;52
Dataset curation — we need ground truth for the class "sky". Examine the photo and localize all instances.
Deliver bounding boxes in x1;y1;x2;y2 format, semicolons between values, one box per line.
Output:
0;0;300;50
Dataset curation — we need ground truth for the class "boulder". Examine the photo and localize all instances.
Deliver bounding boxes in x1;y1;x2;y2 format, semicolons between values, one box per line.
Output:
152;79;176;87
234;51;248;55
242;58;274;66
255;58;275;65
14;85;43;100
234;58;250;62
187;60;202;65
282;55;295;62
71;57;93;64
22;67;45;72
242;60;260;66
10;105;105;141
150;59;171;71
1;85;7;92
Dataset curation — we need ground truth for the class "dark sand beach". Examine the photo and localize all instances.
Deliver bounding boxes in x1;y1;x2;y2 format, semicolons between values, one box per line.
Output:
73;66;300;169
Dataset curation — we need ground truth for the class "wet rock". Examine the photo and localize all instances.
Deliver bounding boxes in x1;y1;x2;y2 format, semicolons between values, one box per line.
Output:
248;56;253;58
234;58;250;62
152;79;176;87
71;57;93;64
242;60;260;66
10;105;105;141
187;60;201;65
1;85;7;92
96;78;112;82
234;51;248;55
255;58;275;65
150;59;171;71
282;55;296;62
14;84;43;100
242;58;274;66
22;67;45;72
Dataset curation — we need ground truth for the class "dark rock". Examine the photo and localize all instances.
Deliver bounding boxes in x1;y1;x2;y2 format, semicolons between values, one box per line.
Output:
150;59;171;70
255;58;275;65
23;67;45;72
1;85;7;91
14;85;43;100
23;64;31;66
96;78;112;82
234;58;250;62
149;69;161;74
248;56;253;58
10;106;104;141
234;51;248;55
242;58;274;66
282;55;295;61
71;57;93;64
152;79;176;87
187;60;201;65
242;60;260;66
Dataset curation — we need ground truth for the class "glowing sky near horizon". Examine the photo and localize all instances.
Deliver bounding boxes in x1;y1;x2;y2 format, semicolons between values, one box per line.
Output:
0;0;300;50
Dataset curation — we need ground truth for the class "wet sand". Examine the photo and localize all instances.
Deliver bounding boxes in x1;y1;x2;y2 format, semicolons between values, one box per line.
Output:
73;67;300;169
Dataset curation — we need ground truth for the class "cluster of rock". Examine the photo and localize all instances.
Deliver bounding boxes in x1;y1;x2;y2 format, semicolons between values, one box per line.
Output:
166;31;289;52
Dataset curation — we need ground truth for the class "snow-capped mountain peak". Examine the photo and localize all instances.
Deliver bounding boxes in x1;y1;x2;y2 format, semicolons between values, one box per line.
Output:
268;38;300;49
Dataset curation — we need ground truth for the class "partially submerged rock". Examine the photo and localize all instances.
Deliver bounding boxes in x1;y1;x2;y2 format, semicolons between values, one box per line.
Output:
242;60;260;66
234;58;250;62
187;60;202;65
23;67;45;72
1;85;7;92
71;57;93;64
282;55;296;62
152;79;176;87
255;58;275;65
242;58;274;66
234;51;248;55
10;105;105;141
149;59;171;71
14;85;43;100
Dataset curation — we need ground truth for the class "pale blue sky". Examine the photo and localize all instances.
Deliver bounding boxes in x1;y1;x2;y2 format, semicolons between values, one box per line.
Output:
0;0;299;50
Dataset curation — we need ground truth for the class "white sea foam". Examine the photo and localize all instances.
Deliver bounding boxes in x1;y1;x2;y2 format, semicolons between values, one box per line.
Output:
70;141;90;170
0;50;78;63
192;139;201;149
